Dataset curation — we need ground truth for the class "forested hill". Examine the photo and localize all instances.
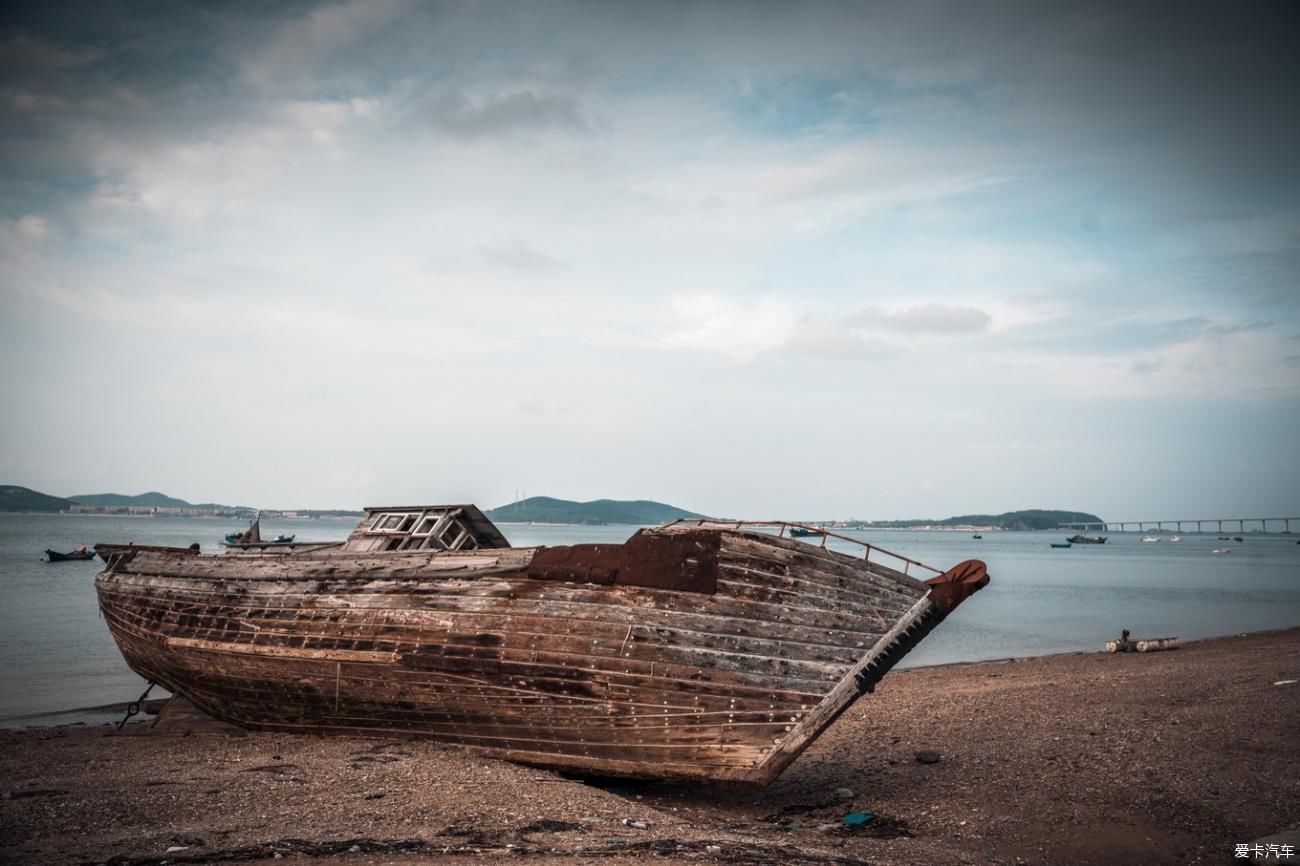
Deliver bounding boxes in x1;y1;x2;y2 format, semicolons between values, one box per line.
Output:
70;491;192;508
0;485;75;512
865;509;1102;530
485;497;703;525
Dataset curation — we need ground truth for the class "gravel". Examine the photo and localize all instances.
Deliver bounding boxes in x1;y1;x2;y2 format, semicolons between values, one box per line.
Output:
1;629;1296;866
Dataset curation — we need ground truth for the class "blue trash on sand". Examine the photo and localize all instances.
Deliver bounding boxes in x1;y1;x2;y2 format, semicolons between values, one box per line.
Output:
843;811;875;828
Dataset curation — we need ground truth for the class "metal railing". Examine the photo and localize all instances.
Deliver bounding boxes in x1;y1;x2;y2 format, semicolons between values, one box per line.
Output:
658;518;943;578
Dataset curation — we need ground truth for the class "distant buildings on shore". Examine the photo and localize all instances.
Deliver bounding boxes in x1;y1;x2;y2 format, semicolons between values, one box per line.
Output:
65;505;360;519
68;504;253;517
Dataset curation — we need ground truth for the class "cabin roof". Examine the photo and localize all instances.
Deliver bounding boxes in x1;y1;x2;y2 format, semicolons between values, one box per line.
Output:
346;504;511;552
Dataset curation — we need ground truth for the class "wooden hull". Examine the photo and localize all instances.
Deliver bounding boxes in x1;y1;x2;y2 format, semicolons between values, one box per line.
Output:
95;526;986;783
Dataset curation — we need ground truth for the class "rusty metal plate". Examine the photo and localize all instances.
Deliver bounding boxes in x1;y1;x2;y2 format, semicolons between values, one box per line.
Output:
525;530;720;594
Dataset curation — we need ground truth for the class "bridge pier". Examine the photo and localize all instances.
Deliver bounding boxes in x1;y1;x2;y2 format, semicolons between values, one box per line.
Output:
1060;517;1296;535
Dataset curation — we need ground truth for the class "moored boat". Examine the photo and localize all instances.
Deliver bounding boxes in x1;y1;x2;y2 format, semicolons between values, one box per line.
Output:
1050;541;1072;548
95;505;988;784
788;526;825;538
46;546;95;562
1066;534;1107;544
223;513;299;549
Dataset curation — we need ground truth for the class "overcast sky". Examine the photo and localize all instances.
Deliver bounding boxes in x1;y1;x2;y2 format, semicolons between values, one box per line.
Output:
2;1;1298;520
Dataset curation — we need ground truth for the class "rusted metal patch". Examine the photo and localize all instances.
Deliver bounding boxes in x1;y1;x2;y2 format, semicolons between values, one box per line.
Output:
525;530;719;594
524;544;621;585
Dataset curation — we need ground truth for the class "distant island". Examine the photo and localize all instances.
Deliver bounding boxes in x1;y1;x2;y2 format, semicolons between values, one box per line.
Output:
72;491;216;509
67;490;255;516
485;496;704;525
0;485;359;518
856;509;1103;531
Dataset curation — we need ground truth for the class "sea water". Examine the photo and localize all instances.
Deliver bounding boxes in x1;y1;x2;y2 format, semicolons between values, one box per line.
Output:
1;513;1297;723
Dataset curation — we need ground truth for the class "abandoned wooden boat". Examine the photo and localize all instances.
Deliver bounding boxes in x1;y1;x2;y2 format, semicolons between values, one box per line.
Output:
95;505;988;784
95;542;202;562
46;547;95;562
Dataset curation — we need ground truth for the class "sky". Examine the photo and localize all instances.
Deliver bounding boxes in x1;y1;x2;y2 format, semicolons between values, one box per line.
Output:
1;1;1298;520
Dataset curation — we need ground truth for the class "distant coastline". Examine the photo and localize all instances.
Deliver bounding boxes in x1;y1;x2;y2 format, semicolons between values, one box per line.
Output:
1;485;1102;530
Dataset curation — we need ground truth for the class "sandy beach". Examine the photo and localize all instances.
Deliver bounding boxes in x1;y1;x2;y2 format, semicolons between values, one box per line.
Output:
2;628;1297;866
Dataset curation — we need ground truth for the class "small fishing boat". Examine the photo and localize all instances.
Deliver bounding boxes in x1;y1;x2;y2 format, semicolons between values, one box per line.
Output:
788;526;825;538
95;505;988;784
1141;536;1160;543
972;534;982;539
1233;536;1244;543
1212;548;1231;555
1169;536;1183;542
223;514;296;549
1050;541;1072;548
1066;534;1107;544
46;547;95;562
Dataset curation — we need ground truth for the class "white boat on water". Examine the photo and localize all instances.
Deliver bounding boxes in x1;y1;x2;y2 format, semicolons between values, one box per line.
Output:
1141;536;1160;543
1212;548;1231;555
1170;536;1183;542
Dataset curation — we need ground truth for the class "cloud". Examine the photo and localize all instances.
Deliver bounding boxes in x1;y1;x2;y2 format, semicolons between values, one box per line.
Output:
0;33;102;69
1206;320;1274;336
780;319;897;361
1007;316;1214;356
658;295;796;360
845;303;991;334
15;215;49;241
478;241;567;273
239;0;412;91
432;90;590;138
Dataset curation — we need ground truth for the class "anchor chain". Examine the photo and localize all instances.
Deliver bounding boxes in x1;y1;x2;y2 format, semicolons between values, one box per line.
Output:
116;680;157;730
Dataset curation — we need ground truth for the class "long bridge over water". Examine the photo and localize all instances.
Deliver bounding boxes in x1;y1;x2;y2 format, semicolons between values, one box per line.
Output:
1059;517;1298;534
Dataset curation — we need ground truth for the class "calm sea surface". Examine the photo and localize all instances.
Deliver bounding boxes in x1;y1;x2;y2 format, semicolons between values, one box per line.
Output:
2;513;1298;724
